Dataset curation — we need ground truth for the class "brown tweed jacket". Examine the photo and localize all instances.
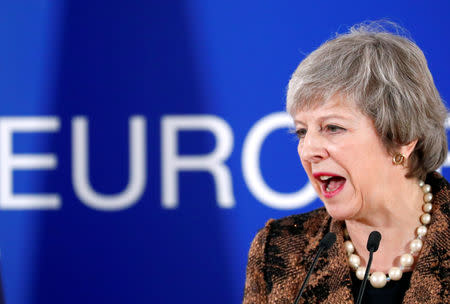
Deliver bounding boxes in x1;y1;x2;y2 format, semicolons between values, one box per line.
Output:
243;172;449;303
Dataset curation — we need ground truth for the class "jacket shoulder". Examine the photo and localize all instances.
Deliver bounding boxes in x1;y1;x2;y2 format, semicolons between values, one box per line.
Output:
246;208;331;296
264;207;330;239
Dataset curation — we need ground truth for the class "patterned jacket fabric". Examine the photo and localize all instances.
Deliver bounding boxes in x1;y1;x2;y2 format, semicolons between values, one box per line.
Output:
243;172;449;303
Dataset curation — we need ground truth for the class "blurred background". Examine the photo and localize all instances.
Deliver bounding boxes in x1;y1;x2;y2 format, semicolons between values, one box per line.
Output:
0;1;449;303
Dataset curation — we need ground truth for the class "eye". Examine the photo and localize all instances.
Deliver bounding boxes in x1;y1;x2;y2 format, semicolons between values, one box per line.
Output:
325;125;345;133
295;128;307;139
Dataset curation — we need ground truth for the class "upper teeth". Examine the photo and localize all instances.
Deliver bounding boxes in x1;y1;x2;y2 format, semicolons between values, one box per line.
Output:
319;175;333;181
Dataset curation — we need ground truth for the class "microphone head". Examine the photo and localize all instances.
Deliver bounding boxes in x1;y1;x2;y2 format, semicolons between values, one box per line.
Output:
367;231;382;252
319;232;336;250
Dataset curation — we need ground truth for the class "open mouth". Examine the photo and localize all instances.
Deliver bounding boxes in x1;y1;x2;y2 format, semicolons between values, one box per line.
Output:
313;173;346;198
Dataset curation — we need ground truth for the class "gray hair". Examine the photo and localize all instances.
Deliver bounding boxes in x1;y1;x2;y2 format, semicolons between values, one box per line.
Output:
286;21;448;179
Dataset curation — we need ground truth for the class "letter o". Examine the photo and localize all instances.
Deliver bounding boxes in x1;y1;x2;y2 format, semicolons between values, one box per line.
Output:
242;112;316;209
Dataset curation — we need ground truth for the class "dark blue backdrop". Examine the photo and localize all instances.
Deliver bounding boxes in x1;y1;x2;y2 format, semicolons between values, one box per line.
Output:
0;1;449;303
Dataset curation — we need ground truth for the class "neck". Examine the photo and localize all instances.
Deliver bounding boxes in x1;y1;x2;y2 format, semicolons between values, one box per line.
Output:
345;177;423;273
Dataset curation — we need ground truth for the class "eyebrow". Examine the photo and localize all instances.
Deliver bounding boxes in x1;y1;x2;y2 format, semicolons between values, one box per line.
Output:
294;114;352;125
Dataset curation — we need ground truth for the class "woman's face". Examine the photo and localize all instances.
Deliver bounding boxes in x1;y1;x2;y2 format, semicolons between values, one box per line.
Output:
294;96;395;220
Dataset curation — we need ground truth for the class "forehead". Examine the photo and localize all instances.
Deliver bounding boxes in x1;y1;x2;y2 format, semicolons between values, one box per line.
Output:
294;96;362;122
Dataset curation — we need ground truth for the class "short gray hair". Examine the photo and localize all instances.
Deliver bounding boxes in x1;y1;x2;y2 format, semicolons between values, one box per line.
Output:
286;21;447;179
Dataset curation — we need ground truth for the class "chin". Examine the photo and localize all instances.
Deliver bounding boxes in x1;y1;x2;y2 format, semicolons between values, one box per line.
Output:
322;202;358;221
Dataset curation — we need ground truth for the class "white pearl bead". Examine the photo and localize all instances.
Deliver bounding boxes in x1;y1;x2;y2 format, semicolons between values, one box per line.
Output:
388;267;403;281
356;267;366;280
422;184;431;193
369;272;387;288
409;239;423;253
420;213;431;225
348;254;360;269
416;225;428;237
400;253;414;267
344;240;355;254
418;180;425;187
423;193;433;203
423;203;432;213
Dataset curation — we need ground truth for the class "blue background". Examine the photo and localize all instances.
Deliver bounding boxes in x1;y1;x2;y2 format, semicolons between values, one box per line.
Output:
0;1;449;303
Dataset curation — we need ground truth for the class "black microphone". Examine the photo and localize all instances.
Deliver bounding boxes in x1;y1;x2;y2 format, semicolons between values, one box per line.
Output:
355;231;382;304
293;232;336;304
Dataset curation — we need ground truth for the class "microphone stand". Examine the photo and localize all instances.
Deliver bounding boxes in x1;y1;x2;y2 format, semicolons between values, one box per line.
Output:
293;246;325;304
355;231;381;304
355;249;374;304
292;232;336;304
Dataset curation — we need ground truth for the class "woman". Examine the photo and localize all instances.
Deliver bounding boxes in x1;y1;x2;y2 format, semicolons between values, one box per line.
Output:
243;22;449;303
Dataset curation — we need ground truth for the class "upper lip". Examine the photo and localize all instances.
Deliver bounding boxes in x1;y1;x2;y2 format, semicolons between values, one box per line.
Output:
312;172;344;181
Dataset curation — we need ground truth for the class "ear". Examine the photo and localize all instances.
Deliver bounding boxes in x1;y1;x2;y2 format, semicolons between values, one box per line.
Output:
399;139;418;159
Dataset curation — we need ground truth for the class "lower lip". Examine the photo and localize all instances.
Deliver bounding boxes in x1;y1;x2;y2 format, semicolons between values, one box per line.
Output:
321;181;345;198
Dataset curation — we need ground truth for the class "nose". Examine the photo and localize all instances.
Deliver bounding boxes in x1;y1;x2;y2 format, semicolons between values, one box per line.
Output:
298;130;328;163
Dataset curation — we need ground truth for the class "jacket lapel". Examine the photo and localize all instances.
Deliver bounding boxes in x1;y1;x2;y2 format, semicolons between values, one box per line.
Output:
301;219;355;303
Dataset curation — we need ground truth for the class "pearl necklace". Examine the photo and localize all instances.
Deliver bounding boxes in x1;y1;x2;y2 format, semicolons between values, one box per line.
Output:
344;180;433;288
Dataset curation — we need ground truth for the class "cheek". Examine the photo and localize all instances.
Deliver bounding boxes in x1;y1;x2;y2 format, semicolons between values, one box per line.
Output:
328;144;371;187
356;142;392;176
343;154;386;197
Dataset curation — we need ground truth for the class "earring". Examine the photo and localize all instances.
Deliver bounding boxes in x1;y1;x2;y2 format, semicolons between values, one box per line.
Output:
392;153;406;166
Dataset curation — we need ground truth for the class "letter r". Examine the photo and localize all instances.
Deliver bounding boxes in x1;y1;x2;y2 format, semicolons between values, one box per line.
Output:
161;115;235;208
